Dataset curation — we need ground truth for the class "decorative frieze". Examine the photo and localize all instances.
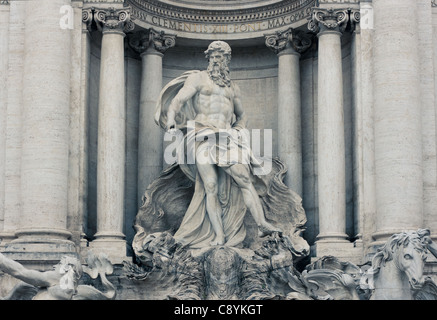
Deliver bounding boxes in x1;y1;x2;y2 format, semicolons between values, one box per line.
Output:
129;29;176;54
128;0;315;24
94;7;135;33
124;0;316;37
265;28;312;55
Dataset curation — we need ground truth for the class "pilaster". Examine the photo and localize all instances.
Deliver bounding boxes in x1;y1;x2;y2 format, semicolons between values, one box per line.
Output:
0;0;9;239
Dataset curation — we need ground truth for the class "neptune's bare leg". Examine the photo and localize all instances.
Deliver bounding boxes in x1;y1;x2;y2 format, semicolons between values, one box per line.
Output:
225;164;281;237
197;162;226;246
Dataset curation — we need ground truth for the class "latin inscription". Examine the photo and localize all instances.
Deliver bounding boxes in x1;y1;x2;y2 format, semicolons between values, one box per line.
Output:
131;6;311;34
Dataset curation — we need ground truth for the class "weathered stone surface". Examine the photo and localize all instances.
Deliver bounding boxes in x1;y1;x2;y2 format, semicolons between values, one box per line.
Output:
0;0;436;300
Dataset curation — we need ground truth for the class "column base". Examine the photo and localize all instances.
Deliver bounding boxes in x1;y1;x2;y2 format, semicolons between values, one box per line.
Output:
3;238;77;265
313;239;364;266
0;232;16;249
88;237;127;264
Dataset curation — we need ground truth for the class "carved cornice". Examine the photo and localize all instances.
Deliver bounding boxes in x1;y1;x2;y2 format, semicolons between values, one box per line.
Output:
265;28;312;55
0;0;9;4
308;7;359;34
94;7;135;34
129;29;176;54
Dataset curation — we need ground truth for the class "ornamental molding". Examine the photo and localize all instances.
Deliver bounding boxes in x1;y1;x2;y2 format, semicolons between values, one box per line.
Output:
432;0;437;7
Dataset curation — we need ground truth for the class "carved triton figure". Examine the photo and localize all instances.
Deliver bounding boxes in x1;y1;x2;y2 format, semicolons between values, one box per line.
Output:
155;40;282;247
0;251;116;300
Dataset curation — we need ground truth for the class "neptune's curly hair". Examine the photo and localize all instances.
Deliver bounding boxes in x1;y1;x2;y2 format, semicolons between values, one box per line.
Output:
204;41;232;63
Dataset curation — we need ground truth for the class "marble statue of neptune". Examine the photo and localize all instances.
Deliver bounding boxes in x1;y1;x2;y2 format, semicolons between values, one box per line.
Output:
155;41;282;247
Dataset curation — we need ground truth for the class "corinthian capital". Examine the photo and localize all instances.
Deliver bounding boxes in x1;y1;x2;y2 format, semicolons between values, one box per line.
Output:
94;7;135;34
129;29;176;55
265;28;312;55
308;7;350;34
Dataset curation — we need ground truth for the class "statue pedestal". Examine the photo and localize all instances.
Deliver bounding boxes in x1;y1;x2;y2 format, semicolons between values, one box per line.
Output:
2;238;77;268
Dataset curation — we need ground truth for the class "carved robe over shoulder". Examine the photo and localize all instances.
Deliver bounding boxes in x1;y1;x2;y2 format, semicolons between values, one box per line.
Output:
134;71;308;252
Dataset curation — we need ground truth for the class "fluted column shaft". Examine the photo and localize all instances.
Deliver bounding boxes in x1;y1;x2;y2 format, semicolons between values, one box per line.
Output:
372;0;423;244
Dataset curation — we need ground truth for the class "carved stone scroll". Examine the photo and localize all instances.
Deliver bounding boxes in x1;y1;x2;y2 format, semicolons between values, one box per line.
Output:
265;28;312;55
94;7;134;34
308;7;358;34
129;28;176;54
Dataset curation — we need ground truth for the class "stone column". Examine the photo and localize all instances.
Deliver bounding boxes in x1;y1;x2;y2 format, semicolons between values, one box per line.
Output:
309;8;350;245
91;8;134;262
265;29;311;196
5;0;75;260
129;30;176;204
371;0;423;246
0;1;9;234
